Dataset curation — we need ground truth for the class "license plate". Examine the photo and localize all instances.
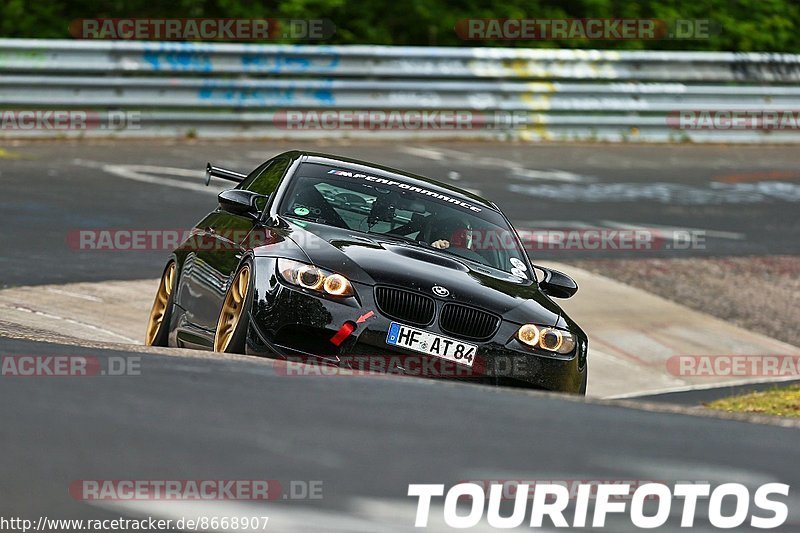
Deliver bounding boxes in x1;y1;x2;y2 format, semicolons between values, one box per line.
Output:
386;322;477;367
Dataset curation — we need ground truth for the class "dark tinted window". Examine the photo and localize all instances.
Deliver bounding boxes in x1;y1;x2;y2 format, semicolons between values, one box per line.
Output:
279;163;531;278
240;156;290;196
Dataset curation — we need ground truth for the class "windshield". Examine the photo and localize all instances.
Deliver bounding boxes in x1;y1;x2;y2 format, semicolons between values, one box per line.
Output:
279;163;531;278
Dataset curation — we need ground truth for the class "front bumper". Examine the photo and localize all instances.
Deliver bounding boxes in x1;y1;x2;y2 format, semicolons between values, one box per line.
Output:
246;258;586;393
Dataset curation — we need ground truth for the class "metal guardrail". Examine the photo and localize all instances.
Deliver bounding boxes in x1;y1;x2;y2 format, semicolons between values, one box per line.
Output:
1;39;800;142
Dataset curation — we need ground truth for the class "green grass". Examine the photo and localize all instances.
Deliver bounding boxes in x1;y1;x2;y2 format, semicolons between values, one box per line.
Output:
706;385;800;418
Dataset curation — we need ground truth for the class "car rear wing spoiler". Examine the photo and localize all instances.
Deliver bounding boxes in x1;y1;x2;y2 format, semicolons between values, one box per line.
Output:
205;162;247;185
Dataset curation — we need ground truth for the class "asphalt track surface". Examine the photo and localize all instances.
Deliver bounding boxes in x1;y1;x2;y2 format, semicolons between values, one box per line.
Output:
2;337;800;532
2;140;800;531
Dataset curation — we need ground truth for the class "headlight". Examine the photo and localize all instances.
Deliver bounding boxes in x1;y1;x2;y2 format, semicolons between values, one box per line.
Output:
516;324;576;354
277;259;354;297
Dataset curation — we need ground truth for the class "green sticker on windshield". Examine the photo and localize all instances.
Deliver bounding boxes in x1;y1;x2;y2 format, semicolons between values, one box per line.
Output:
294;206;310;216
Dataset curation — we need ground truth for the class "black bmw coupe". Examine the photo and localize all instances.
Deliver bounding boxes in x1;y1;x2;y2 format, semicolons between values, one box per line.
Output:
145;151;588;394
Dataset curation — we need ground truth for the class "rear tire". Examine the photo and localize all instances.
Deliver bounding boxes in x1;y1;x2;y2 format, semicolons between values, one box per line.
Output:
214;261;253;353
145;261;177;346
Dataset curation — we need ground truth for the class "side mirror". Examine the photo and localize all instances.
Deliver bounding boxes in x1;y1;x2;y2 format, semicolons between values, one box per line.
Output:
218;189;267;218
537;266;578;299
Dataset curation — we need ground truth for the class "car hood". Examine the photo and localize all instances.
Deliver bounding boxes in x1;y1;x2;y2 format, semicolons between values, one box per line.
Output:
280;219;562;326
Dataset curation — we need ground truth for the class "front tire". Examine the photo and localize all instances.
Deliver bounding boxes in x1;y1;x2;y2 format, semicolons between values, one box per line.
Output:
145;261;177;346
214;261;253;353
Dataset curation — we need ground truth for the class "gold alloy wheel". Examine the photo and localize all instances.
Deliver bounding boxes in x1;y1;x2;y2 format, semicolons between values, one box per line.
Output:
214;265;251;352
145;262;176;345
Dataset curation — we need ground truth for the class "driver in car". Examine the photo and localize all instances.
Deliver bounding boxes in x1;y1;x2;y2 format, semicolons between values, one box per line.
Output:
430;216;476;253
